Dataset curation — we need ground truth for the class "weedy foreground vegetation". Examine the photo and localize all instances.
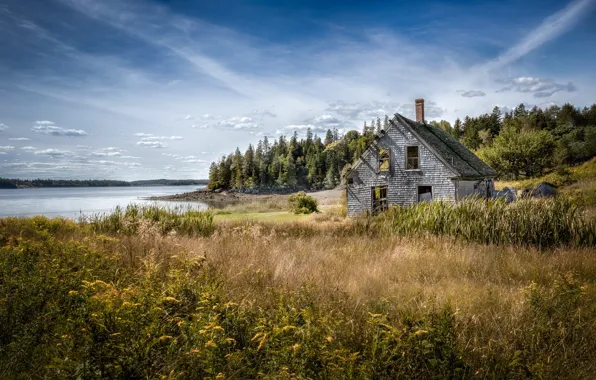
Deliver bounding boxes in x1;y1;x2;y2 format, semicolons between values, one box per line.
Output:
1;198;596;379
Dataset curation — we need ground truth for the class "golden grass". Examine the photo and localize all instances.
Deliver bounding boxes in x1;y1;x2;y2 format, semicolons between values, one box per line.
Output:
178;226;596;314
3;200;596;378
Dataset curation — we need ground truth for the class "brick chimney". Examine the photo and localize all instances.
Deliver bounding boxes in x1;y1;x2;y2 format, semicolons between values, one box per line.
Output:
415;98;425;123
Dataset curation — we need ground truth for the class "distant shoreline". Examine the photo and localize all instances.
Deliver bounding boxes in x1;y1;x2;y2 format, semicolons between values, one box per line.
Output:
0;179;208;189
149;188;344;207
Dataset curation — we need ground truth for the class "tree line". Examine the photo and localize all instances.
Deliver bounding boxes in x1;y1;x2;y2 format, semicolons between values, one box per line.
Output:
209;103;596;190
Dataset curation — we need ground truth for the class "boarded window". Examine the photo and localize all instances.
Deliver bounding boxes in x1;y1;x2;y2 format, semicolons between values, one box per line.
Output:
372;186;388;213
406;146;419;170
378;148;390;172
418;186;432;202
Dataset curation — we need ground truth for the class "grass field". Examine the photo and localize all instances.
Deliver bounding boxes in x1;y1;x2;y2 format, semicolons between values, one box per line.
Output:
1;196;596;378
214;211;312;222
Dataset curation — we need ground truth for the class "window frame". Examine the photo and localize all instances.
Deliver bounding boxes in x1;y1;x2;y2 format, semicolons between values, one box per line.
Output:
417;185;433;203
405;145;420;170
377;147;390;173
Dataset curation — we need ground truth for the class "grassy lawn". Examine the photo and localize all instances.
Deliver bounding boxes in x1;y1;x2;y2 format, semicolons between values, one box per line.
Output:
214;211;312;222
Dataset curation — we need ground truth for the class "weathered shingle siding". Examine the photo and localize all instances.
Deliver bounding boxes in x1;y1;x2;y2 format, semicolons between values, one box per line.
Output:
347;120;457;216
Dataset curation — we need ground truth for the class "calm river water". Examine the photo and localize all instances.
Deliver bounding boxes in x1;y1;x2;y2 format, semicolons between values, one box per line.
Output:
0;185;207;218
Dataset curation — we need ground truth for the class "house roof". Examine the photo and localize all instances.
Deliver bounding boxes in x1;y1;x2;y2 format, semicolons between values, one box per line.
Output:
349;113;496;179
394;114;497;178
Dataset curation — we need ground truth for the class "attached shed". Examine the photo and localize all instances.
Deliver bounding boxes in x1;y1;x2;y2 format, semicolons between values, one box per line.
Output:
346;99;497;216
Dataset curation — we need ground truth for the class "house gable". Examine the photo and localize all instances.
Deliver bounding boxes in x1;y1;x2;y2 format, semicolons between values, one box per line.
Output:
347;117;458;215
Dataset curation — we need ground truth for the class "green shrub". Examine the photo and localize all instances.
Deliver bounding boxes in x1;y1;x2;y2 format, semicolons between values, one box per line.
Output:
288;192;319;214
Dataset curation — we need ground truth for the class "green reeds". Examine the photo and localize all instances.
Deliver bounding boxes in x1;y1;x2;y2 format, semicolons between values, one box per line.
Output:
374;196;595;248
86;203;215;237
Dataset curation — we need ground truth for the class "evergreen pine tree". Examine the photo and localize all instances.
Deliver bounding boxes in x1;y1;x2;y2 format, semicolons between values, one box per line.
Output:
243;144;255;188
324;129;334;146
286;153;297;187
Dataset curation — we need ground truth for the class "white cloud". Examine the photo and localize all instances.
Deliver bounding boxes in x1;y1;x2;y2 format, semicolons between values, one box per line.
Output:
0;123;9;131
215;116;260;130
136;140;166;148
184;115;194;120
31;121;87;137
135;134;184;141
0;145;15;150
8;137;31;141
34;148;73;157
182;158;207;163
460;90;486;98
326;101;400;121
252;109;277;118
496;77;576;98
191;124;208;129
21;146;37;151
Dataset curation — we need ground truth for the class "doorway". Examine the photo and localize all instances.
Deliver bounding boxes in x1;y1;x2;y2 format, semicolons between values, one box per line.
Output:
372;186;388;213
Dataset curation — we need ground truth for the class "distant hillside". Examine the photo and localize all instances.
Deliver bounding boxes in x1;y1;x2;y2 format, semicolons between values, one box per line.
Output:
0;178;208;188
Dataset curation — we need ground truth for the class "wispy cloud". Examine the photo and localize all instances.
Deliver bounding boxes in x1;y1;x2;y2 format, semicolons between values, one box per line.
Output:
482;0;595;71
215;116;260;130
136;141;166;148
31;121;87;137
460;90;486;98
8;137;31;141
0;146;15;151
496;77;577;98
34;148;73;158
0;123;8;131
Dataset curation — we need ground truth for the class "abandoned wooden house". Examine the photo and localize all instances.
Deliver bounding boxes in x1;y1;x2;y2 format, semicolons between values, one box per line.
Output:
346;98;497;216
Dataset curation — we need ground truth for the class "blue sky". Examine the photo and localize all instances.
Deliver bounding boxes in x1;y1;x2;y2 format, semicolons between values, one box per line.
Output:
1;0;595;179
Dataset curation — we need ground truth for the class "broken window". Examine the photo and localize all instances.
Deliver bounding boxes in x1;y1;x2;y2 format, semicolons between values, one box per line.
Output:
406;146;420;170
372;186;388;213
418;186;432;202
378;148;390;172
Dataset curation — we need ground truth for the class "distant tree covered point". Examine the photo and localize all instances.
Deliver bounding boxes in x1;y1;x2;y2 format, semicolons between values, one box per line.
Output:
208;103;596;190
0;178;208;189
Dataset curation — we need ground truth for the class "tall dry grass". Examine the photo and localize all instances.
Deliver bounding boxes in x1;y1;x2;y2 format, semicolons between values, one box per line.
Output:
2;204;596;378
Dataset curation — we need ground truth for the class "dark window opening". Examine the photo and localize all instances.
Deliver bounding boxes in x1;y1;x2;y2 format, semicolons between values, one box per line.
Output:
372;186;388;214
418;186;432;202
406;146;420;170
378;148;390;172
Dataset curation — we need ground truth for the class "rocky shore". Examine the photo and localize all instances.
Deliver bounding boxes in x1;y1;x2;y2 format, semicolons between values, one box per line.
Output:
148;188;344;207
